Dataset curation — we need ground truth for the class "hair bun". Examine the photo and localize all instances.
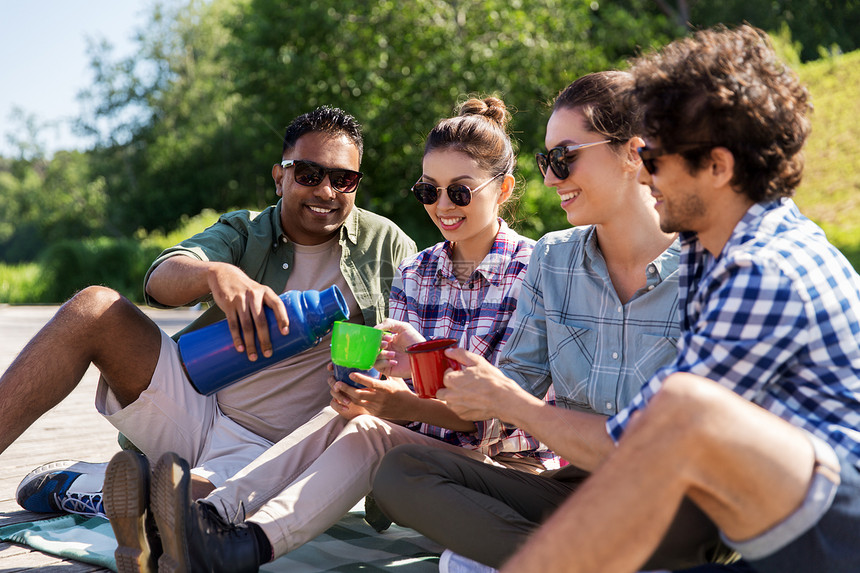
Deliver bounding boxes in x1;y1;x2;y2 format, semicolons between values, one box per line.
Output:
458;96;510;131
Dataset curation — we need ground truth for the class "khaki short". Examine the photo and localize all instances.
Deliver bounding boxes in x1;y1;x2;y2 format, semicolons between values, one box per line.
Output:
96;329;273;488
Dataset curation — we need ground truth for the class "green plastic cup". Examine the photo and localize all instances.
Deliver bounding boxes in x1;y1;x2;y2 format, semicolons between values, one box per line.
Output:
330;321;384;369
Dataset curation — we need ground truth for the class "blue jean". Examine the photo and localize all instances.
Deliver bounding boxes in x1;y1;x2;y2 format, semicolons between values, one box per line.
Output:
746;452;860;573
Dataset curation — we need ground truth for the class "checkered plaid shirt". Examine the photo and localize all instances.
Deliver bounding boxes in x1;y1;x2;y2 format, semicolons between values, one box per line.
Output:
390;220;557;466
608;199;860;469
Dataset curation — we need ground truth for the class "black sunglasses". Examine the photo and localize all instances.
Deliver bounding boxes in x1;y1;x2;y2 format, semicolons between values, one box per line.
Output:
280;159;363;193
411;173;503;206
637;143;714;175
535;140;611;180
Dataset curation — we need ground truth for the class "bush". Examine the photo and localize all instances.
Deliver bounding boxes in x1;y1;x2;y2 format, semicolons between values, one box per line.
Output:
0;263;47;303
1;209;222;304
38;238;164;303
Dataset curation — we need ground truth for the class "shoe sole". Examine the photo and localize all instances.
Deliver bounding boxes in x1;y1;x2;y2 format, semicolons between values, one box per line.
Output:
104;451;155;573
151;452;190;573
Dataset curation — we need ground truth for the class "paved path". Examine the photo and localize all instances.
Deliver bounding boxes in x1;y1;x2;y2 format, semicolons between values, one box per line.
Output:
0;304;201;571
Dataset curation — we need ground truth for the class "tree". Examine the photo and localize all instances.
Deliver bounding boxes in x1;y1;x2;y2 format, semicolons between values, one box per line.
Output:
223;0;677;245
73;0;677;245
0;150;106;261
651;0;860;62
78;0;254;235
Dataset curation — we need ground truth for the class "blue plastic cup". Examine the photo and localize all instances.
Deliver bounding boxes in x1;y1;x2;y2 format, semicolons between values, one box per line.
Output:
332;363;381;388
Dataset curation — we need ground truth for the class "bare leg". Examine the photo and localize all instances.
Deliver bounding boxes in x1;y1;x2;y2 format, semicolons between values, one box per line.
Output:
0;286;163;454
501;373;816;573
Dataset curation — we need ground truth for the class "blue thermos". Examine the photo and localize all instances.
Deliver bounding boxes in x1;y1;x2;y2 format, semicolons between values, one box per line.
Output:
178;285;349;395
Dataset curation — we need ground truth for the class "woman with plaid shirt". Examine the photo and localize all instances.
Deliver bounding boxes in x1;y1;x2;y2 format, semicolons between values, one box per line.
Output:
329;96;555;470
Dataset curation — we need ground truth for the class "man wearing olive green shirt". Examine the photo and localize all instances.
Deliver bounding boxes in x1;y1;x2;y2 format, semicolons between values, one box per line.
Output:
6;107;416;522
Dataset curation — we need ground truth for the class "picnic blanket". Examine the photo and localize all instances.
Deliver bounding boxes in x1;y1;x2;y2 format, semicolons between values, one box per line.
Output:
0;504;443;572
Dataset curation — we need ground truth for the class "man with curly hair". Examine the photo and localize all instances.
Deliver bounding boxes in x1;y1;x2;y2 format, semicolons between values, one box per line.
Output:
447;25;859;573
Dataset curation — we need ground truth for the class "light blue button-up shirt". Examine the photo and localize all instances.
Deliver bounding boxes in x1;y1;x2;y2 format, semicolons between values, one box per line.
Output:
499;226;681;416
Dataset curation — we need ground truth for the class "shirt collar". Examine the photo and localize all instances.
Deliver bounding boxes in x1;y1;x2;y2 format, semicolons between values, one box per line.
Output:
650;237;681;280
583;225;680;283
341;207;360;245
436;218;515;287
724;198;787;253
582;225;601;268
680;198;789;262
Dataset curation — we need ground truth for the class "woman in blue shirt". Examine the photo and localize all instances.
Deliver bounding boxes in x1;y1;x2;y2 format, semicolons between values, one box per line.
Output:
372;72;728;572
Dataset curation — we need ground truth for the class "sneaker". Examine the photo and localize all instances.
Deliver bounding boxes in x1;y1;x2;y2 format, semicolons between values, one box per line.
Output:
151;451;261;573
16;460;108;518
104;451;161;573
439;549;499;573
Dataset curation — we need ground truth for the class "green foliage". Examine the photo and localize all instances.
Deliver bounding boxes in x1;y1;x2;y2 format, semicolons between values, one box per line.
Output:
224;0;680;246
38;237;163;303
0;151;107;262
78;0;260;234
144;208;222;247
71;0;677;247
687;0;860;62
0;209;221;304
2;1;860;302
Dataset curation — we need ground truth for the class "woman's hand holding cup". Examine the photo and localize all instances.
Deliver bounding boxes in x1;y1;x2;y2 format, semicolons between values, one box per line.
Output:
374;318;426;378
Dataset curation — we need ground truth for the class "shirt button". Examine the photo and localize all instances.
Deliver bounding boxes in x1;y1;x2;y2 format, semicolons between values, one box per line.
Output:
282;263;289;270
616;306;622;313
648;265;656;274
605;402;613;410
647;285;655;291
612;352;619;359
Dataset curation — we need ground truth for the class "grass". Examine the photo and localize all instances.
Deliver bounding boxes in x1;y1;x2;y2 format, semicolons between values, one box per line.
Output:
792;50;860;267
0;263;46;304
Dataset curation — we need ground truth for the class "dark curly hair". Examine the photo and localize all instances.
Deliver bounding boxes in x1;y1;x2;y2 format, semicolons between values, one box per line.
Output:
282;106;364;160
628;24;812;202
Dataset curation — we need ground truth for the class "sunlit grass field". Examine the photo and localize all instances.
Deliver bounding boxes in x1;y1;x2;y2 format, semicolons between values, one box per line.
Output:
793;50;860;267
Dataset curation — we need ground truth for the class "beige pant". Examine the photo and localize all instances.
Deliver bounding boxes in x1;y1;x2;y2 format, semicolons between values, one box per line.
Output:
206;407;540;558
96;330;273;487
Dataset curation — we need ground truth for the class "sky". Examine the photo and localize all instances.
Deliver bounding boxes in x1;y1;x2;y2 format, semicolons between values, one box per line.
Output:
0;1;152;157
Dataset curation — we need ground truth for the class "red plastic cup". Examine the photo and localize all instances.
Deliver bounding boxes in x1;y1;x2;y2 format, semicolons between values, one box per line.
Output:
406;338;460;398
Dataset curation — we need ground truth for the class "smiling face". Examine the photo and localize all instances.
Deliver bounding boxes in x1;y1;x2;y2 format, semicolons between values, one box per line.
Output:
419;149;508;250
272;131;360;245
543;107;629;227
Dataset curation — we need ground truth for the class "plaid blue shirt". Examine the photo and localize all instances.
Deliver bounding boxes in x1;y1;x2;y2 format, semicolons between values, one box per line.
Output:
608;200;860;469
390;220;556;466
500;226;681;416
